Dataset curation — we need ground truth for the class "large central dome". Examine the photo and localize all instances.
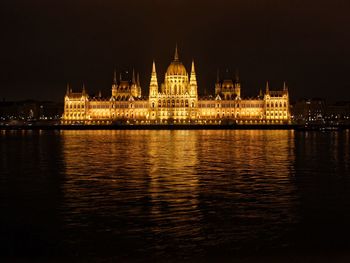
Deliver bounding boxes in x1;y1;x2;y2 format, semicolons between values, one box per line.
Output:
166;46;187;76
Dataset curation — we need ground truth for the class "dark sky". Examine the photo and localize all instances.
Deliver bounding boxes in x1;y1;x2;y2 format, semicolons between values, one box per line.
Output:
1;0;350;102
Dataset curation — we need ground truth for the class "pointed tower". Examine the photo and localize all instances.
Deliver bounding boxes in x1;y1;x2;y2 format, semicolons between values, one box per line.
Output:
259;88;263;98
234;69;241;98
266;81;270;94
283;81;288;94
112;69;118;97
132;68;136;84
137;72;142;98
137;73;140;86
66;83;70;96
215;69;221;96
235;69;240;83
82;83;86;95
174;44;179;61
149;61;159;98
131;68;138;97
189;60;198;96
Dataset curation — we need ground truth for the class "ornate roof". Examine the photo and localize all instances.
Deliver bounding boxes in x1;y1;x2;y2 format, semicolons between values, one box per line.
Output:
166;46;187;76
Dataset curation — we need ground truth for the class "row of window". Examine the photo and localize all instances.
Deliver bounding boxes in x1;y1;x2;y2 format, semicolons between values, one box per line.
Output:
267;102;287;108
66;104;85;109
153;99;194;108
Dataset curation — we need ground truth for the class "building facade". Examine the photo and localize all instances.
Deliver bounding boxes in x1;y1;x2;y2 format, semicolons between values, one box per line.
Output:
62;48;290;125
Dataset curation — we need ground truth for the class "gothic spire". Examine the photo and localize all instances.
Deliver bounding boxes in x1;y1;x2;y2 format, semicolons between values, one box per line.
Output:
235;69;240;82
152;60;156;73
191;59;196;73
149;60;159;97
150;60;158;86
190;59;197;85
66;83;70;95
113;68;117;84
283;81;287;91
266;81;270;94
137;72;140;86
174;44;179;61
132;68;136;84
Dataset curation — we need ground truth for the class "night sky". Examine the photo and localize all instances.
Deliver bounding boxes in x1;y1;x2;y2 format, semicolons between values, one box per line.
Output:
1;0;350;102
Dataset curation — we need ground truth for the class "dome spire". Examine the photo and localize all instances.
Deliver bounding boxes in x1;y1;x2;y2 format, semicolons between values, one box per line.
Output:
174;44;179;61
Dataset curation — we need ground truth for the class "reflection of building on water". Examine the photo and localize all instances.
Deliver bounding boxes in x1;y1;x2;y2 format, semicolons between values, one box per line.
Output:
146;130;201;241
61;130;202;242
62;47;291;125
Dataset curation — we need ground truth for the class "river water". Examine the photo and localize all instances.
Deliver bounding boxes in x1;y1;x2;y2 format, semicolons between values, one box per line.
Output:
1;130;350;262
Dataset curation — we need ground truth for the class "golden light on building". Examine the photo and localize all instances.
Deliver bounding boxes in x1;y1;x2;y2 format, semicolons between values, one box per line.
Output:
62;47;290;125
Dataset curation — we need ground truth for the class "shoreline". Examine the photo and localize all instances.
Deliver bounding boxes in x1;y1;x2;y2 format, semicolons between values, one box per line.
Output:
0;124;349;131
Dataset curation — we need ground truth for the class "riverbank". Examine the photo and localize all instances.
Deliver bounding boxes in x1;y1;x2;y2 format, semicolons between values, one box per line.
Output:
0;124;349;130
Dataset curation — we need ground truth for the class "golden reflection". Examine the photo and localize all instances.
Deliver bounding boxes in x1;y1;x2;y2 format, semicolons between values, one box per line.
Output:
61;130;297;247
146;131;201;241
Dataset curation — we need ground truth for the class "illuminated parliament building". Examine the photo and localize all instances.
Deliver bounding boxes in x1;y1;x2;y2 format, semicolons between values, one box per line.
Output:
62;47;290;125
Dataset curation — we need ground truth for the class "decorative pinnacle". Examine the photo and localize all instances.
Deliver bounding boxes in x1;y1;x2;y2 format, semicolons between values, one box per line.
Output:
174;44;179;61
191;59;195;73
152;60;156;73
132;68;136;83
283;81;287;90
266;81;270;93
113;68;117;84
